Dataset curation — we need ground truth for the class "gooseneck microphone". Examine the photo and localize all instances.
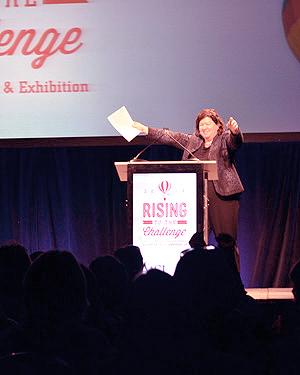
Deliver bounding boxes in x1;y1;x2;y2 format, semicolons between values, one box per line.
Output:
163;129;201;161
130;128;169;162
130;127;201;162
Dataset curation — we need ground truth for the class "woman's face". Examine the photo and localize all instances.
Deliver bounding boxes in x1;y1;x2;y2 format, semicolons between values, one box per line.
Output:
199;116;219;142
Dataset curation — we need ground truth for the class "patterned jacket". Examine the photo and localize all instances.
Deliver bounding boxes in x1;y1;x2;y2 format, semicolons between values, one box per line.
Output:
147;127;244;197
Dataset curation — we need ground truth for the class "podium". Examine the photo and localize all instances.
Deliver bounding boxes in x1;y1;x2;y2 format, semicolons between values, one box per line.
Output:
115;160;218;274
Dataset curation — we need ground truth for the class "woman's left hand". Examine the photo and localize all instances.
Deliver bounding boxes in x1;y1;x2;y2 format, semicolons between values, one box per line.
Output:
227;117;239;135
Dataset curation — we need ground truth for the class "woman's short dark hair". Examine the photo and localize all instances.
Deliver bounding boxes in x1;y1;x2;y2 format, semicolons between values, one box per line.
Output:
195;109;225;137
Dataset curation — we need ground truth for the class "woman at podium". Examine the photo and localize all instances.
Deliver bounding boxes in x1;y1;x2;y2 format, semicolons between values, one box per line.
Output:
133;108;244;270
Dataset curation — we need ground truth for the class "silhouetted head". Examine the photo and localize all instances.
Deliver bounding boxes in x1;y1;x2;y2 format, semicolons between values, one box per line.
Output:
189;232;206;249
80;264;103;308
23;250;87;321
0;241;31;297
127;268;185;334
114;245;143;281
174;248;238;321
89;256;129;314
216;233;236;249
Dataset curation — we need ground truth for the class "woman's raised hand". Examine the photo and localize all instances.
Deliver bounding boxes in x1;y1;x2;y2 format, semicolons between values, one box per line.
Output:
132;121;149;135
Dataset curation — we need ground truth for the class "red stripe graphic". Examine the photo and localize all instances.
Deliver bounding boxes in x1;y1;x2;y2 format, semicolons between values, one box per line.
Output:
143;221;153;224
177;221;187;224
43;0;87;4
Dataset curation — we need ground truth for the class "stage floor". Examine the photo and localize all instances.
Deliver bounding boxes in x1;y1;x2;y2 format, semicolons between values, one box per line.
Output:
245;288;293;301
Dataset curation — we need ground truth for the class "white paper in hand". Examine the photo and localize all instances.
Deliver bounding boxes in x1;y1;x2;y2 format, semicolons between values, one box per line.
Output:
107;106;141;142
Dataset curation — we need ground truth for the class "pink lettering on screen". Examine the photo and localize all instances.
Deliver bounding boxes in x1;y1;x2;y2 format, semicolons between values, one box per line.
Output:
0;24;83;69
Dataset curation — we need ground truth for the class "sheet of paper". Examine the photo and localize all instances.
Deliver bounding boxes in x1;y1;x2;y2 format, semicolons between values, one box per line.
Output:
107;106;141;142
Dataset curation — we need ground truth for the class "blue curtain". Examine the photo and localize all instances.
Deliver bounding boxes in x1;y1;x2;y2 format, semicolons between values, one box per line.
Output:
0;142;299;288
236;142;300;287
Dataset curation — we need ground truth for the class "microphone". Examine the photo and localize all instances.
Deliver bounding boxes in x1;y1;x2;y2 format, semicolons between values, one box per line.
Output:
163;129;201;161
130;128;200;162
130;127;169;162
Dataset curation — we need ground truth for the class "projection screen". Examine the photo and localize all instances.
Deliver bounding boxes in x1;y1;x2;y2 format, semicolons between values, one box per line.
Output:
1;0;299;140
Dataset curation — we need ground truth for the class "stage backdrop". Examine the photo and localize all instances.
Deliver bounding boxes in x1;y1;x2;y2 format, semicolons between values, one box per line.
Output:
0;141;299;288
0;0;300;138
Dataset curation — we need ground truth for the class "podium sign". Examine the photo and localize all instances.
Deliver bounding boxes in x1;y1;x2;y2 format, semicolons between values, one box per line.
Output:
132;172;197;275
114;160;218;276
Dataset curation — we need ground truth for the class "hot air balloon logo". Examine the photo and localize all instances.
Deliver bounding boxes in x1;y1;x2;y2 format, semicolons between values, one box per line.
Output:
158;181;171;200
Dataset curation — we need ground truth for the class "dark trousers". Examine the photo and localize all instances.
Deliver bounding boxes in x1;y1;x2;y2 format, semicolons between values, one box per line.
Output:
208;181;241;271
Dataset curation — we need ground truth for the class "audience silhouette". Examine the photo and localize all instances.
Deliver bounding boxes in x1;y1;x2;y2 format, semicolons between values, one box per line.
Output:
0;249;116;374
87;256;129;351
0;238;297;374
174;240;270;374
29;250;44;262
267;259;300;374
120;268;186;374
114;245;144;282
0;241;31;323
89;256;129;317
